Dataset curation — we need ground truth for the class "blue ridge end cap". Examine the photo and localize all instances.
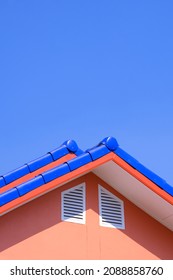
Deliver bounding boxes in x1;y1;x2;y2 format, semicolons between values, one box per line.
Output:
100;136;119;151
63;140;78;153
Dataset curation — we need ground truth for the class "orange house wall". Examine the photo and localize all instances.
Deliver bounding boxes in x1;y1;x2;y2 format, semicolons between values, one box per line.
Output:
0;172;172;260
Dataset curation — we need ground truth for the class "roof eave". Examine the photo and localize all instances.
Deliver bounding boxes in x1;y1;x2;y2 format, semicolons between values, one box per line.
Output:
0;152;172;229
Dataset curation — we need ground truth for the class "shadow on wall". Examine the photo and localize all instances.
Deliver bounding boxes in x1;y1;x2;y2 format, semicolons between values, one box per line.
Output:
0;188;61;253
122;199;173;260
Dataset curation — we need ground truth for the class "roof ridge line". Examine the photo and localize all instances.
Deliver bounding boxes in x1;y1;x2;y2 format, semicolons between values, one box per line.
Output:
0;136;172;211
0;139;82;188
0;137;119;206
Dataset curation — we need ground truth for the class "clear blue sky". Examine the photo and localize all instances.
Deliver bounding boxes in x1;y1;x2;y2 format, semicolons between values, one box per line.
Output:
0;1;173;185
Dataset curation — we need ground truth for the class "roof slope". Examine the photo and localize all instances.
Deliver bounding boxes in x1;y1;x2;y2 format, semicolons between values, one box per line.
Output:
0;139;82;188
0;137;172;226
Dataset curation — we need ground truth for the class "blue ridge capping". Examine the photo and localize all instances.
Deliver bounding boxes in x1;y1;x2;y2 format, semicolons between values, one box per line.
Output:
0;136;172;209
87;145;110;160
0;177;6;188
0;139;78;188
162;183;173;196
27;153;53;173
100;136;119;151
0;188;19;206
115;147;172;196
115;147;140;167
75;148;84;156
42;163;70;183
16;175;45;196
49;146;69;161
67;152;92;171
136;163;166;187
3;165;30;185
63;139;78;153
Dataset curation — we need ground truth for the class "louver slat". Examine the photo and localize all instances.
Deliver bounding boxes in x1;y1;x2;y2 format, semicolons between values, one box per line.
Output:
99;185;125;229
61;183;85;224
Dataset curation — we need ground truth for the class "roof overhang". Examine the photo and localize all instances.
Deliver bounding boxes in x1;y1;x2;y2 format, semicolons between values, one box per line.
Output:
93;160;173;231
0;152;172;231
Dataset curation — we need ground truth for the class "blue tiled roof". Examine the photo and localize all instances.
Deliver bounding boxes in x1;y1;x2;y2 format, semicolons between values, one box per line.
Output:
0;139;82;187
0;137;172;208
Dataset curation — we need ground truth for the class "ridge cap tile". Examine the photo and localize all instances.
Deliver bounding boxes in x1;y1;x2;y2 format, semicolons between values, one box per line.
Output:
86;145;110;160
16;175;45;196
42;163;70;184
114;147;172;196
99;136;119;151
2;165;30;185
0;139;79;188
49;145;69;161
62;139;78;153
67;152;92;171
0;187;19;207
27;153;53;173
162;183;173;196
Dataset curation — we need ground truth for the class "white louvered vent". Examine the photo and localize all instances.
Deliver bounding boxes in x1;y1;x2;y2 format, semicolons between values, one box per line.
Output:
61;183;86;224
99;185;125;229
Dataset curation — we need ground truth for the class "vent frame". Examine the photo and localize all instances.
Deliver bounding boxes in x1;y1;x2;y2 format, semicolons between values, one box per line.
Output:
61;183;86;224
99;185;125;229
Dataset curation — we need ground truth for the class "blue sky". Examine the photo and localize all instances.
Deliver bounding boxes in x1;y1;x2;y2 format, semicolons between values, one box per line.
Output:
0;1;173;185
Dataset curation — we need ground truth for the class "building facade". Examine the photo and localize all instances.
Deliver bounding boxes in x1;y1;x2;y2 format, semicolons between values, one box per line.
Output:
0;137;172;259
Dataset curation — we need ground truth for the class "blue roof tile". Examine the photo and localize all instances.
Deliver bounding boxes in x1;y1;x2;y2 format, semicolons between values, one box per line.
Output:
49;146;69;161
115;147;140;167
16;175;45;196
115;147;171;196
162;183;173;196
135;162;166;187
27;153;53;172
63;139;78;153
42;163;70;183
75;148;84;156
0;139;79;188
3;165;30;185
0;188;19;206
0;136;172;210
67;152;92;171
0;177;6;188
100;136;119;151
87;145;110;160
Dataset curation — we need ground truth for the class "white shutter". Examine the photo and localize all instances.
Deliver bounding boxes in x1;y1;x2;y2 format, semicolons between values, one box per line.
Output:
61;183;86;224
99;185;125;229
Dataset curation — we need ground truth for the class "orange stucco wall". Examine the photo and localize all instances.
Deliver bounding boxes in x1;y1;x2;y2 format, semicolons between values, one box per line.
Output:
0;172;172;260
